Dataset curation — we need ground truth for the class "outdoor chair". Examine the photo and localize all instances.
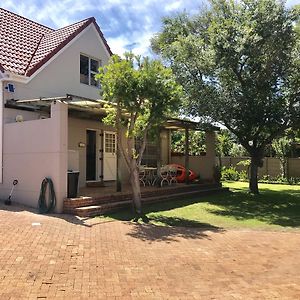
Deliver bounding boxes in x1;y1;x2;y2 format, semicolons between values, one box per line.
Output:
160;165;170;187
168;165;178;185
139;166;147;187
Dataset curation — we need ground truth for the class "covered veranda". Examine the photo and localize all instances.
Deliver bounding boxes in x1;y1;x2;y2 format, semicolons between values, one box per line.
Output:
5;94;220;216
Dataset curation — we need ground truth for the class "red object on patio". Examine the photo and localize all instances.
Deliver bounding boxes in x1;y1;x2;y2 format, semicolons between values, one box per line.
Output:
168;164;197;183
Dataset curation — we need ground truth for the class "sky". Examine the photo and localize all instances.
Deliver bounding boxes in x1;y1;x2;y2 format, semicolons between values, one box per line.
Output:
2;0;300;57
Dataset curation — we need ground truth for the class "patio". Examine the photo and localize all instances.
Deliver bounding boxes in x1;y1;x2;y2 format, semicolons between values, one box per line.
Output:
0;204;299;299
64;181;226;217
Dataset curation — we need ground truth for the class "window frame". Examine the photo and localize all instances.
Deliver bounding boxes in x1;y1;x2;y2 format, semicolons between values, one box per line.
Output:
80;54;101;88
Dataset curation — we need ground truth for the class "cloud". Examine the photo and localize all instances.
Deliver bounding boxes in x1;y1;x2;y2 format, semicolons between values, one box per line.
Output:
3;0;199;56
3;0;298;57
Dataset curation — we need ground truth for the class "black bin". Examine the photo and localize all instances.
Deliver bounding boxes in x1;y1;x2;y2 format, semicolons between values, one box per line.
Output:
67;171;80;198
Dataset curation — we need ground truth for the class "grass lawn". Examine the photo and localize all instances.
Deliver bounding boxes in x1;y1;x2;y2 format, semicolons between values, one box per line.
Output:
98;182;300;231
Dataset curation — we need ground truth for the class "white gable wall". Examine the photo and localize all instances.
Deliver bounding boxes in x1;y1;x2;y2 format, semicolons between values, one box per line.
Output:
5;24;110;102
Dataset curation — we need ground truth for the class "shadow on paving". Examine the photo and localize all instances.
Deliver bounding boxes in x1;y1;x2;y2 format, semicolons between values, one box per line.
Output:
0;201;97;228
126;216;224;243
207;187;300;228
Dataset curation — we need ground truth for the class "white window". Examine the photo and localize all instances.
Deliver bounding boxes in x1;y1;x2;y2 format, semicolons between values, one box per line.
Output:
80;54;101;87
105;133;116;154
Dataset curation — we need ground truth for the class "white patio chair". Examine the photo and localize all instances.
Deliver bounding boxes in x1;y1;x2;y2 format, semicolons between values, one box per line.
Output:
168;165;178;185
160;165;170;187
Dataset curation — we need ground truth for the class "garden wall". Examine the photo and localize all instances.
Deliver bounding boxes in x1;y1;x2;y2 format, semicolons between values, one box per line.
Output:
221;156;300;178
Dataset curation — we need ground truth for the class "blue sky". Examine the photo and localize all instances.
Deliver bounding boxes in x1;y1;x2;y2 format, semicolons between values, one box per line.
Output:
2;0;300;56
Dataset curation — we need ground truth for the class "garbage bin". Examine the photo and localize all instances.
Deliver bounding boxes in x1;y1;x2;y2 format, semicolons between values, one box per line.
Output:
67;170;80;198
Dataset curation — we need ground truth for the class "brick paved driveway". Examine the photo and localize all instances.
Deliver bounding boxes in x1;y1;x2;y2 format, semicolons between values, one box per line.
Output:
0;204;299;299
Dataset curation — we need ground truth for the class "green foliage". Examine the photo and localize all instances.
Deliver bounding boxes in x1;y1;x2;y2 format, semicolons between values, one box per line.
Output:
237;159;251;167
152;0;300;193
239;170;248;181
260;175;300;185
216;129;234;157
97;54;183;140
171;131;206;155
272;136;293;177
221;166;240;181
272;136;293;159
216;129;246;157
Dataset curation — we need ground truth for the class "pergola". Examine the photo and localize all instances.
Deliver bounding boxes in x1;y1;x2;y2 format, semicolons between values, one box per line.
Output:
163;118;219;184
6;94;219;190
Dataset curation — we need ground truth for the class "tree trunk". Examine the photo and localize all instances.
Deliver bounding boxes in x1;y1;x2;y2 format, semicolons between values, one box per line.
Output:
280;158;287;179
249;156;260;194
130;160;142;215
218;154;222;169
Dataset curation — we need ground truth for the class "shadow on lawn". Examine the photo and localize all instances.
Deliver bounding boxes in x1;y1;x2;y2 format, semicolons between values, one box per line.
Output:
207;187;300;227
126;216;224;243
101;207;224;242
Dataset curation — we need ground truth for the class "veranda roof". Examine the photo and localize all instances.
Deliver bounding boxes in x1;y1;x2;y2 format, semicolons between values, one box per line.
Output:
6;94;219;131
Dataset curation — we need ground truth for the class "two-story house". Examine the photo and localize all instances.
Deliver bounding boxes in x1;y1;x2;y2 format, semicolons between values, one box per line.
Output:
0;8;218;215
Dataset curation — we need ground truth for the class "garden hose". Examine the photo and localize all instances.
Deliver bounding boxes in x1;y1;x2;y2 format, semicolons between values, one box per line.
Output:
38;177;56;214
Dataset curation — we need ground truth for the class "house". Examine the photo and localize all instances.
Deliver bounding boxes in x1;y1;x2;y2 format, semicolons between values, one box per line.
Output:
0;8;218;214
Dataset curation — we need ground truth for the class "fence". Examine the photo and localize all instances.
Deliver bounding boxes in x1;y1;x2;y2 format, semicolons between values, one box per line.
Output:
221;156;300;178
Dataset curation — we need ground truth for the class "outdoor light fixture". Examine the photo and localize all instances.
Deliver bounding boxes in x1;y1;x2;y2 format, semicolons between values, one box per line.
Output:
78;142;86;148
15;115;24;122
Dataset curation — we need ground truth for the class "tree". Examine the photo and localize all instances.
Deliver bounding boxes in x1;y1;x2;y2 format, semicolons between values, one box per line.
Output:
272;136;292;178
152;0;300;194
171;131;206;155
96;54;182;215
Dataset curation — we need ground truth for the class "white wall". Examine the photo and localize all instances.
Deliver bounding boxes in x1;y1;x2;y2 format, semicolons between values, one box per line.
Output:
171;131;217;181
0;102;68;212
4;107;47;124
3;24;110;102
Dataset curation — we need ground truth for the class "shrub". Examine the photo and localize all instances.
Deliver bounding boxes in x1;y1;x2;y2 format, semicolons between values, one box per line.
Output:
239;170;248;181
221;166;240;181
258;175;300;185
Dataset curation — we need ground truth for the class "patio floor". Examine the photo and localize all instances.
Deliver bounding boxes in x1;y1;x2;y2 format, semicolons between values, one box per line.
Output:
65;182;225;216
78;182;203;198
0;203;300;299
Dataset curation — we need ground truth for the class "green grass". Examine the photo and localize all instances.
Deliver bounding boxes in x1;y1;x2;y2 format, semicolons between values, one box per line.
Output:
97;182;300;231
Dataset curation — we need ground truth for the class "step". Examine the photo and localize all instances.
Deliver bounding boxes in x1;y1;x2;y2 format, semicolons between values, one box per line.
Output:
86;181;105;187
65;183;222;209
73;187;228;217
75;200;132;217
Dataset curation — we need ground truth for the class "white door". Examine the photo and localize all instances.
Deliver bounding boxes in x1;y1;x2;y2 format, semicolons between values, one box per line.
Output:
103;131;117;181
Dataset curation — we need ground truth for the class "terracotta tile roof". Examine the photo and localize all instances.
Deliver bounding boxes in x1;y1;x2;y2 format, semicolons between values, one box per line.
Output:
0;8;112;77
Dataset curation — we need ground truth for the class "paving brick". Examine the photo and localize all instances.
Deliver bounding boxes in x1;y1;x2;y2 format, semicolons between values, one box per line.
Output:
0;203;299;299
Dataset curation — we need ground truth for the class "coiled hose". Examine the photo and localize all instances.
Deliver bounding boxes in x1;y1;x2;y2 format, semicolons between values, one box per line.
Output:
38;177;56;214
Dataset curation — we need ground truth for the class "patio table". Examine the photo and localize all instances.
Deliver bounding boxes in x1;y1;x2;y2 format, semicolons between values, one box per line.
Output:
144;167;159;186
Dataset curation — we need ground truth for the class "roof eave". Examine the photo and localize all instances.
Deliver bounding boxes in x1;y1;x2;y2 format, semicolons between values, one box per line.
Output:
25;18;112;77
26;18;95;77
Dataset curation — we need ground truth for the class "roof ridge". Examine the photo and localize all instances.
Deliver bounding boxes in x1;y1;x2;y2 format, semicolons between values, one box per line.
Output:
0;7;54;31
51;17;95;32
24;34;45;73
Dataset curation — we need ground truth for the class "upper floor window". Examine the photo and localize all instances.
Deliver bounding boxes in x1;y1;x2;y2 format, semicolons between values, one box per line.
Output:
80;54;101;87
